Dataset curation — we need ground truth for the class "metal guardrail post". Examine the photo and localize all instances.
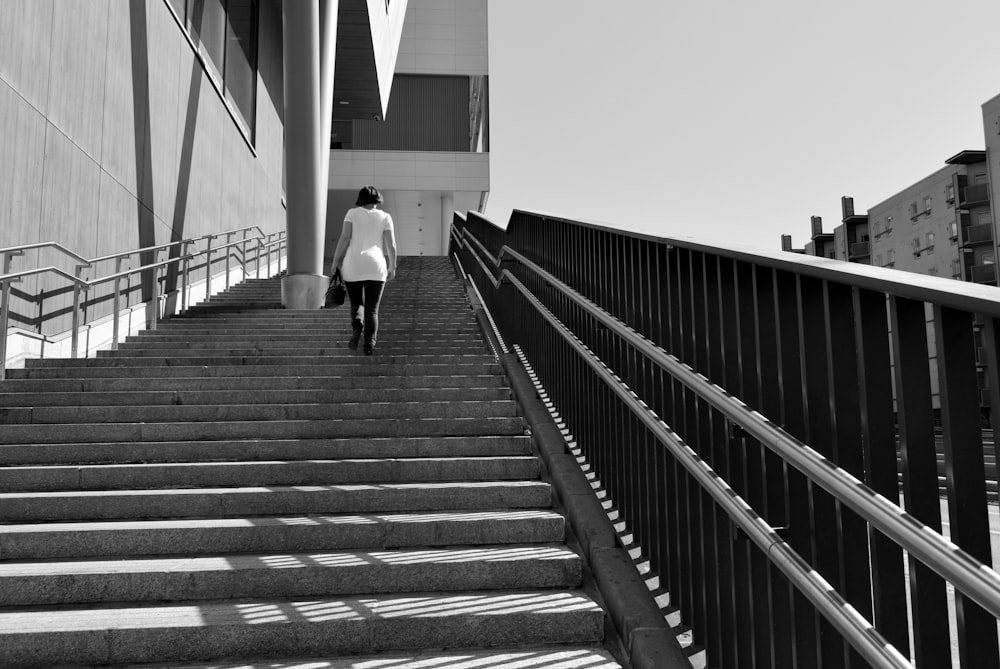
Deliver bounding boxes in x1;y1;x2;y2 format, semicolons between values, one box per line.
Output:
205;238;213;298
71;262;92;359
241;229;250;280
225;232;233;290
111;257;124;350
1;250;24;377
181;241;191;313
150;250;161;331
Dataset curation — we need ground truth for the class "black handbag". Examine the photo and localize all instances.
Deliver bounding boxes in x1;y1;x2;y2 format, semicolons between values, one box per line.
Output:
325;271;346;307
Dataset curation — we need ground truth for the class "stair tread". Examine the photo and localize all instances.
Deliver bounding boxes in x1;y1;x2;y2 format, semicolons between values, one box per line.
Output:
145;646;623;669
0;589;602;635
0;544;579;578
0;509;564;532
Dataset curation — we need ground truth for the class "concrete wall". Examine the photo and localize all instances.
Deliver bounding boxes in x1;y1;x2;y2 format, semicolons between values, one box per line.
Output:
0;0;286;333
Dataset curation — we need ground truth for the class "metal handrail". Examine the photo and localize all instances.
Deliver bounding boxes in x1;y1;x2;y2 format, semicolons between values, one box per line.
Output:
0;225;271;268
0;242;89;264
1;229;285;374
453;214;1000;665
493;208;1000;318
495;241;1000;620
498;263;912;669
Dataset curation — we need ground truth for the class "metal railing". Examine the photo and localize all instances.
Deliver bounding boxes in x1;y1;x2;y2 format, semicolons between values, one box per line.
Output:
1;227;286;375
452;209;1000;669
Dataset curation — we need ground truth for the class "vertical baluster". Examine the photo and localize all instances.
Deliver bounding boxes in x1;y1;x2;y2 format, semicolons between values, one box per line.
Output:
775;269;818;667
225;231;233;290
112;257;124;350
700;253;735;667
753;266;793;666
717;258;752;665
934;304;999;668
889;296;949;667
1;251;24;376
734;260;771;668
798;276;841;668
824;282;872;668
854;288;909;657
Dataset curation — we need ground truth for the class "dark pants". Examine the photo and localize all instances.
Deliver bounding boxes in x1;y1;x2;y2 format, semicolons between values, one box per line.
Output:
345;280;385;347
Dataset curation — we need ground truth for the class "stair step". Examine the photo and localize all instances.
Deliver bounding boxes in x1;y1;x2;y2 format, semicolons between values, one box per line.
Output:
0;509;566;558
0;435;533;465
95;345;489;357
0;480;552;521
124;647;623;669
0;374;506;394
0;590;604;667
0;544;581;605
0;456;541;491
0;386;510;407
0;398;518;424
117;334;485;345
5;362;503;379
23;353;496;368
0;417;525;443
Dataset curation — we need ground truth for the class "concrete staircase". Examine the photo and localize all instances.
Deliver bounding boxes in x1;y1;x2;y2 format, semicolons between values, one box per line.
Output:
0;257;622;668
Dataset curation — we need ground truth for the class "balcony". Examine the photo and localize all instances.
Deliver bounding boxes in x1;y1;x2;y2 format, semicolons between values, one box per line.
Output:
971;263;997;284
848;241;870;259
961;183;991;207
963;223;994;246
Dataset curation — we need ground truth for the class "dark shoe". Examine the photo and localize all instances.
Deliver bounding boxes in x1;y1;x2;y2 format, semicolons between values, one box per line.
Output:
363;344;374;356
349;325;362;350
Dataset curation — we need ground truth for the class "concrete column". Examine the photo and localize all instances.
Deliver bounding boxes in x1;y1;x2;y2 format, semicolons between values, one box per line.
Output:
441;191;454;254
318;0;338;231
281;1;336;309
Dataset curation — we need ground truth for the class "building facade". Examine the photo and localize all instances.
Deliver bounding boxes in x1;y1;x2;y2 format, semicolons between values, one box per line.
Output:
1;0;488;338
323;0;489;263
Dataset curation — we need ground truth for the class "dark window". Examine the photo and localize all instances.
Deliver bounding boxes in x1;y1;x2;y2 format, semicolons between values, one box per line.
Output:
170;0;259;140
224;0;258;127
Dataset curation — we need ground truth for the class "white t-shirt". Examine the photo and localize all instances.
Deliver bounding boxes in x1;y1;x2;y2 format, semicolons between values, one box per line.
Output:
340;206;395;281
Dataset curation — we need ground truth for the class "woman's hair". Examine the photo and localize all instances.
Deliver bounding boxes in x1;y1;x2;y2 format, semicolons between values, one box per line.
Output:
355;185;384;206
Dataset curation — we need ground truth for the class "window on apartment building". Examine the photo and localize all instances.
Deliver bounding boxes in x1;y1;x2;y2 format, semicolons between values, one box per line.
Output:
946;183;956;204
980;212;993;226
875;253;882;266
952;259;962;277
912;237;922;253
949;221;959;241
910;203;919;220
923;196;932;214
872;220;881;237
168;0;259;139
888;249;895;264
926;232;935;249
928;267;939;276
886;215;893;231
975;173;988;184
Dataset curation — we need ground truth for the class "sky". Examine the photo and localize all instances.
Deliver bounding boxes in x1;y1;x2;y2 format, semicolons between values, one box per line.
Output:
483;1;1000;252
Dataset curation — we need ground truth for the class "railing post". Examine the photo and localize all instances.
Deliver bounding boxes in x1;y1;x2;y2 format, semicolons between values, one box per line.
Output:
205;237;214;299
70;265;87;359
150;250;161;331
111;257;124;350
181;241;191;313
242;229;250;281
225;232;233;290
0;250;24;377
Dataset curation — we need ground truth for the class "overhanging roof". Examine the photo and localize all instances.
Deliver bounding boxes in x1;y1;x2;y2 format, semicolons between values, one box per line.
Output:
945;149;986;165
333;0;406;121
